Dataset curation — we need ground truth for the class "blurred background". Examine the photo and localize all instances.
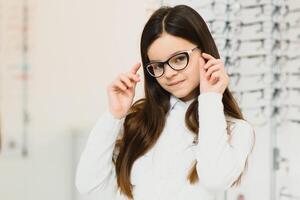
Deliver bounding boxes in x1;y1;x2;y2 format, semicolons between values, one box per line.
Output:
0;0;299;200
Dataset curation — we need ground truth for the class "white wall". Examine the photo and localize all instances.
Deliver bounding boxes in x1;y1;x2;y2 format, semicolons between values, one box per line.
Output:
0;0;150;199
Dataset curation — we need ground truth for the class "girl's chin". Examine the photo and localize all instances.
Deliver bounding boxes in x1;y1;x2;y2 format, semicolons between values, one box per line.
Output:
171;91;190;99
176;89;199;101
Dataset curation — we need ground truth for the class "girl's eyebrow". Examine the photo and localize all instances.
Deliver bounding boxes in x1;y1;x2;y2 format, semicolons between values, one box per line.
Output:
149;49;185;62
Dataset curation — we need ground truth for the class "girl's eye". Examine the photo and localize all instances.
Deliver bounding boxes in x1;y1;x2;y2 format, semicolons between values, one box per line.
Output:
172;54;187;63
152;63;164;69
157;63;164;68
175;55;186;62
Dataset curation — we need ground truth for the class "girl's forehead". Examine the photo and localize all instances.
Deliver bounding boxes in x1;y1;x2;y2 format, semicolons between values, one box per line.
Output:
147;35;194;61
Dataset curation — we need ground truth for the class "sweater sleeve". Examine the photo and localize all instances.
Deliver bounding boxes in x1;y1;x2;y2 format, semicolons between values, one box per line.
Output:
75;109;125;195
195;92;255;194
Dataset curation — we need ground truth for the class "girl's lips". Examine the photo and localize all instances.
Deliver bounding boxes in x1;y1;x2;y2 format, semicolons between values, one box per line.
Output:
168;80;185;86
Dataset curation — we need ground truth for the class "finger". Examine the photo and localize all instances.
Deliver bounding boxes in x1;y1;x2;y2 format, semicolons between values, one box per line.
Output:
203;59;222;70
120;74;134;88
209;70;221;84
130;62;141;75
127;72;141;82
126;73;140;90
205;65;221;79
127;75;139;89
211;70;228;86
114;79;127;91
199;56;207;82
215;73;228;89
202;52;216;60
114;80;132;96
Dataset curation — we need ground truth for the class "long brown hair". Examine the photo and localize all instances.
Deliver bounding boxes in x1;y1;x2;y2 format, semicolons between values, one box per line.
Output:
113;5;255;199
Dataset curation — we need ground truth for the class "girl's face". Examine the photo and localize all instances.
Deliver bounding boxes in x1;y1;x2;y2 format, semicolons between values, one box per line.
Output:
147;33;206;102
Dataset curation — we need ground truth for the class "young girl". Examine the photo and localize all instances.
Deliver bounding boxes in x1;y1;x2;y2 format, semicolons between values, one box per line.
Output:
76;5;255;200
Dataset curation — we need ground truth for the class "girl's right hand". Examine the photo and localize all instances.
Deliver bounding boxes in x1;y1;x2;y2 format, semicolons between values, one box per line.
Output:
106;63;141;119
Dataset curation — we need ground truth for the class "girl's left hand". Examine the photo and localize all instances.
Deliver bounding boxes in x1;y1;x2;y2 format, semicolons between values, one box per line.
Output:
199;52;230;94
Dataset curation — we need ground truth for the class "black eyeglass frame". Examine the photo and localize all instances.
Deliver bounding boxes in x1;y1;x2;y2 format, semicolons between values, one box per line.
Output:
145;46;200;78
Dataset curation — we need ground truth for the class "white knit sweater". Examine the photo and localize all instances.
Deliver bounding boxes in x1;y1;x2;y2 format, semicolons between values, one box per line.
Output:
76;92;254;200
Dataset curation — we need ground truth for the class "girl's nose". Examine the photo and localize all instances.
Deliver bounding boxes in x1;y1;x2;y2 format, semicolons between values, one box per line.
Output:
164;64;178;78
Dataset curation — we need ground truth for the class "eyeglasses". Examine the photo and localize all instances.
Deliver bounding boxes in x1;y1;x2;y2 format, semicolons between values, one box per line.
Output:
145;46;199;78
